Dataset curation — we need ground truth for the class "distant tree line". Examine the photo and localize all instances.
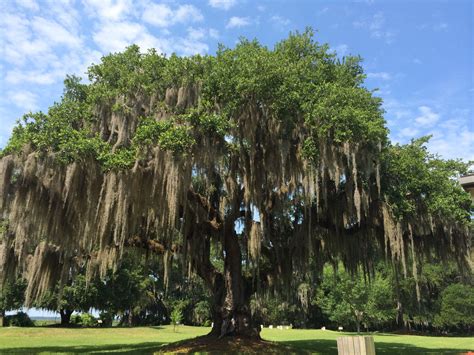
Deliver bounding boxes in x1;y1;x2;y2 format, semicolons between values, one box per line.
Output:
1;251;472;334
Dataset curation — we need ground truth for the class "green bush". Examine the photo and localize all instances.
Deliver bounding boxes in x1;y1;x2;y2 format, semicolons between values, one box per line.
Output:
5;312;34;327
71;313;97;327
434;283;474;331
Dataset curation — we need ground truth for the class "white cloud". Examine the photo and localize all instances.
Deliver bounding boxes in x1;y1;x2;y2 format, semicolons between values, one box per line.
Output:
83;0;133;21
428;127;474;161
209;28;219;39
187;27;206;41
93;21;169;54
174;37;209;56
226;16;251;29
415;106;440;127
209;0;237;10
5;47;101;85
44;0;80;30
15;0;39;11
353;12;395;44
187;27;219;41
418;22;449;32
175;5;204;24
5;70;56;85
434;22;448;31
399;127;420;138
366;72;392;80
142;4;203;28
8;90;38;111
31;16;82;47
270;15;290;27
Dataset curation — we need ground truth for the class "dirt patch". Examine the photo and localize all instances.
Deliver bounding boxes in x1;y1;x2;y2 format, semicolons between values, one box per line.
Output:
157;335;308;354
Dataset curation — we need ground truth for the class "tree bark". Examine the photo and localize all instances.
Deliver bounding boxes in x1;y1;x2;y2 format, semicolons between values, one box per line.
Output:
212;224;259;338
59;309;73;326
187;188;260;339
0;309;5;327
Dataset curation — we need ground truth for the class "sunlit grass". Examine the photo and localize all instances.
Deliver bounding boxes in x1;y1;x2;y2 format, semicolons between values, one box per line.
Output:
0;326;472;354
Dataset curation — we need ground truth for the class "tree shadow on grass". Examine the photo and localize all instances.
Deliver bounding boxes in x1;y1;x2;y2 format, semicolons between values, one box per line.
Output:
0;341;166;354
279;339;472;355
3;338;472;354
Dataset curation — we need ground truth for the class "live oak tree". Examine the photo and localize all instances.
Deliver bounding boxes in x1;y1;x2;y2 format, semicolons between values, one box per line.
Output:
0;30;471;338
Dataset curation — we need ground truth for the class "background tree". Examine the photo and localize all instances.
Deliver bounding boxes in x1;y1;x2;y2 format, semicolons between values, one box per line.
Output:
35;273;99;326
314;265;396;332
0;278;26;327
170;306;184;332
434;283;474;332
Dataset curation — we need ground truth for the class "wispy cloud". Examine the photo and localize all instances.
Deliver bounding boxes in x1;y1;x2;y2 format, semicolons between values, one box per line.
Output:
226;16;251;29
270;15;290;27
8;90;38;111
15;0;39;11
93;21;169;54
418;22;449;32
83;0;133;21
366;72;392;80
414;105;440;127
142;4;203;28
31;16;82;48
209;0;237;10
353;12;395;44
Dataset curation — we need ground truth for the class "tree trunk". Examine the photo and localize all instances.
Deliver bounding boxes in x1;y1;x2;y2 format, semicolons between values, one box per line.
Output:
193;228;260;339
60;309;73;326
187;189;260;339
393;268;405;329
212;226;259;338
0;309;5;327
128;309;133;327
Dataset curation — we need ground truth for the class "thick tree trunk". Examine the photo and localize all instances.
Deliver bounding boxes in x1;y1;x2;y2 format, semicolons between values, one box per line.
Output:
0;309;5;327
212;226;260;339
193;230;259;339
59;309;73;326
188;189;260;339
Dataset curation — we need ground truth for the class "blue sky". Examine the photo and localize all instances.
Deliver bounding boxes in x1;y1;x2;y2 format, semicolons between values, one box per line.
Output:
0;0;473;161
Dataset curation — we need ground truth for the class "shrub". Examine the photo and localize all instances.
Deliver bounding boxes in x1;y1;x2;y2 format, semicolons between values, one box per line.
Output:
71;313;97;327
434;283;474;331
5;312;34;327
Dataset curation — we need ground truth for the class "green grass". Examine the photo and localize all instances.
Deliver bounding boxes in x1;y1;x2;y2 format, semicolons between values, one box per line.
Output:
0;325;209;354
263;328;474;354
0;326;472;354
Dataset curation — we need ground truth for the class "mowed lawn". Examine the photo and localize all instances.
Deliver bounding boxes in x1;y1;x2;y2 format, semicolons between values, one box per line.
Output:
0;326;473;354
263;328;474;354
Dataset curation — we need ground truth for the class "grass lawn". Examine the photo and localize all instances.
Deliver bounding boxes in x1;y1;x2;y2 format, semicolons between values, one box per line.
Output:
0;326;472;354
263;328;474;354
0;326;208;353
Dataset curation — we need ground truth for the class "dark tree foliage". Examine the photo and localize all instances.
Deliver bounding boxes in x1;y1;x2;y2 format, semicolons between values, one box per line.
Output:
0;278;26;327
